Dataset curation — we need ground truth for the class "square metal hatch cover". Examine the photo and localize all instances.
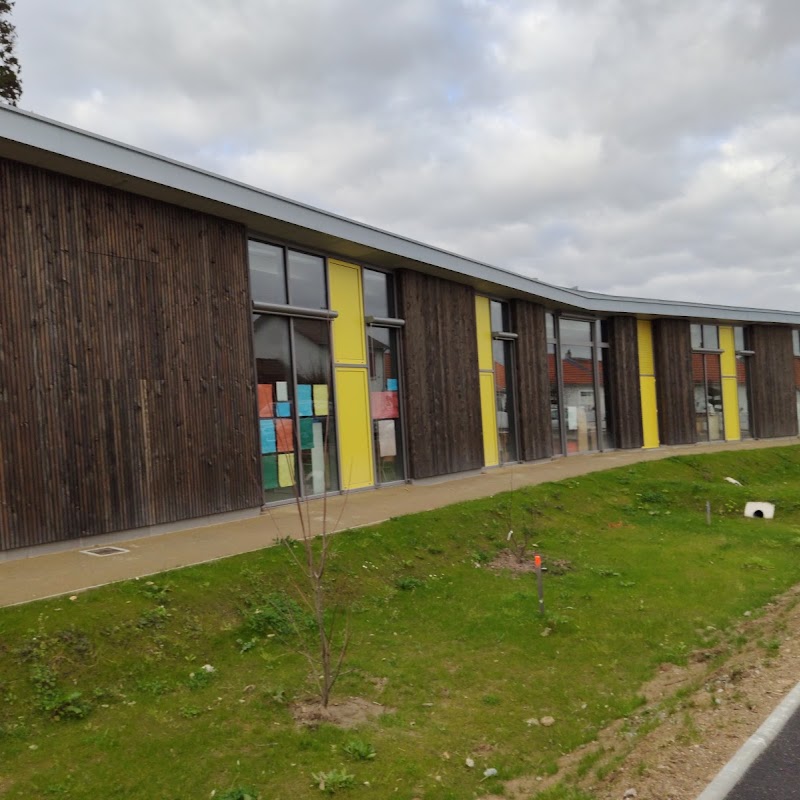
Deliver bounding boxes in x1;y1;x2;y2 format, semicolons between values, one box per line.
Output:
80;546;130;557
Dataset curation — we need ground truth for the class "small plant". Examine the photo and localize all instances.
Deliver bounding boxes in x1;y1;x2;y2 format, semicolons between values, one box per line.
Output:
136;606;170;629
243;592;314;638
217;787;259;800
140;581;171;603
343;738;376;761
394;576;425;591
312;768;355;793
187;667;215;690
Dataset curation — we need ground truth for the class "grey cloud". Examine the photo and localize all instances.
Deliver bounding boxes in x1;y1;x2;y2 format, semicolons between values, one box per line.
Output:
12;0;800;310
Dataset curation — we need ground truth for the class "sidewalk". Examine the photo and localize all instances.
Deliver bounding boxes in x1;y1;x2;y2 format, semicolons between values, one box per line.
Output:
0;437;796;608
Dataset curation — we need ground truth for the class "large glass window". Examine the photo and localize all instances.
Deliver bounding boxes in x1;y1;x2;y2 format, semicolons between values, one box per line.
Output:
553;316;612;454
546;314;562;456
691;324;724;442
734;326;752;439
364;269;405;483
250;241;338;502
793;331;800;433
491;300;518;464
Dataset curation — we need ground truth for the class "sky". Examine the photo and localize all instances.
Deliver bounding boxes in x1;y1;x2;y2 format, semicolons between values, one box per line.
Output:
11;0;800;311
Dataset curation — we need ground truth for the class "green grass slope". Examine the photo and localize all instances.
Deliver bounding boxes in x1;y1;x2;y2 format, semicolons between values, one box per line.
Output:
1;446;800;799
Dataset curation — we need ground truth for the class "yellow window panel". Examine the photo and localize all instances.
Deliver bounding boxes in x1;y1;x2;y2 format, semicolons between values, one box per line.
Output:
719;326;737;378
475;295;493;372
722;376;741;441
329;260;366;365
334;367;375;490
637;319;655;376
639;376;660;449
479;371;499;467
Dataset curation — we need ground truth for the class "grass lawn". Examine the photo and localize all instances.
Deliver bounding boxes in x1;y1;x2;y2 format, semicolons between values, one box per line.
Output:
1;446;800;799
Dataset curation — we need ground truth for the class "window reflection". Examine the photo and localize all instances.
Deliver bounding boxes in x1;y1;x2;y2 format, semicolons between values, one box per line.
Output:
367;325;404;482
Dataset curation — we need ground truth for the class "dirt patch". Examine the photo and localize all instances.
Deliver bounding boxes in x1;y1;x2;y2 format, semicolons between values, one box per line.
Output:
488;550;538;574
291;696;393;729
488;550;572;576
480;584;800;800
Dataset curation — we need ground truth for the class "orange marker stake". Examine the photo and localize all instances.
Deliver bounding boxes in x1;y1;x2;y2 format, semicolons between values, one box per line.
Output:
534;554;545;616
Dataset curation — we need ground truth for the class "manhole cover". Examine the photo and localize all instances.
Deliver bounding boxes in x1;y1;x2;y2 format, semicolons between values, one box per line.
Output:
80;546;130;557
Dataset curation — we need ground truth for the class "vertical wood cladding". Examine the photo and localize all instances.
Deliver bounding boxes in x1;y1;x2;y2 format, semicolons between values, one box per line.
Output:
748;325;797;438
510;300;552;461
652;319;696;445
396;270;483;479
606;316;644;449
0;158;261;551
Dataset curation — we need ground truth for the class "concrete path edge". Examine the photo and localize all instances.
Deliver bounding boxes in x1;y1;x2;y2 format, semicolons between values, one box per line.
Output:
695;680;800;800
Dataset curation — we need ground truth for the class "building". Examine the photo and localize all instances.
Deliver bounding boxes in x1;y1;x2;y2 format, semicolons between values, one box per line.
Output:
2;105;799;554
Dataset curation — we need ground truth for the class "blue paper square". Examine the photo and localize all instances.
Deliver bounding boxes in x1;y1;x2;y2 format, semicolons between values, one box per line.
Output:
260;419;276;454
387;378;398;391
276;402;291;418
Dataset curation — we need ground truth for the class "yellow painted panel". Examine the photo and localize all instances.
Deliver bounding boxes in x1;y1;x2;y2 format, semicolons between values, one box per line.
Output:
722;376;741;441
719;326;737;378
334;367;374;489
329;260;366;365
639;376;660;449
479;371;499;467
637;319;655;376
475;295;493;371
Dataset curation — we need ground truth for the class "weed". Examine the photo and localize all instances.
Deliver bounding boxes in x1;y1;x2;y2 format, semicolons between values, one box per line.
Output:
343;738;376;761
394;577;425;591
187;668;215;690
242;591;314;638
137;606;171;629
217;787;259;800
311;768;355;793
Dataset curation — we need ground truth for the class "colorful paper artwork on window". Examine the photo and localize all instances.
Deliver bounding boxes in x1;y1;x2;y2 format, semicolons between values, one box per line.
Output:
256;378;335;495
278;453;295;487
262;455;278;489
370;391;399;420
257;384;274;417
297;384;313;416
275;418;294;452
313;384;329;416
260;419;277;454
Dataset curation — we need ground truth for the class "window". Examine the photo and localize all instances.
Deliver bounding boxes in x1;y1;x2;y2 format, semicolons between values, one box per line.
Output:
550;315;613;454
691;323;724;441
734;326;752;439
250;241;327;309
249;241;338;502
793;331;800;433
364;269;405;483
491;300;518;464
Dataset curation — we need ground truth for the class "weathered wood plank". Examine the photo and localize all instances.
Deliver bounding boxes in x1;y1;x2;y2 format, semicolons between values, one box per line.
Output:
0;157;260;551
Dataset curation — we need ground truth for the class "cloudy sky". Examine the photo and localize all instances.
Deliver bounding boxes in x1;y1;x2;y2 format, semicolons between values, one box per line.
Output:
11;0;800;310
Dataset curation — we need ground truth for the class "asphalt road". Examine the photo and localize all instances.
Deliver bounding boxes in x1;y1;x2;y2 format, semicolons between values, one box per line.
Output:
726;706;800;799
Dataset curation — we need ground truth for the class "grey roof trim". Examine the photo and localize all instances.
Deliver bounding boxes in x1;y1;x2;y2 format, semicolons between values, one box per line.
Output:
2;105;799;326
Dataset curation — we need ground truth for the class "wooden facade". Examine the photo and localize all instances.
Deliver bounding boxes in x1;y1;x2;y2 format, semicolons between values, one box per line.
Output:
511;300;552;461
396;270;483;479
749;325;798;438
652;319;696;445
605;316;644;449
0;158;261;552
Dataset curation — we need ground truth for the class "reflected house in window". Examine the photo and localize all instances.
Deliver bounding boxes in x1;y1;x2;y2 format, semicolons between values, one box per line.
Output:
548;349;606;453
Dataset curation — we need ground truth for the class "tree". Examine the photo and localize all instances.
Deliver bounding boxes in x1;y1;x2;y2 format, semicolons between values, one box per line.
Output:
0;0;22;106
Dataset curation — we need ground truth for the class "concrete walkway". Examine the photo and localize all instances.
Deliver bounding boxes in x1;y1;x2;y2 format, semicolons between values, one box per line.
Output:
1;437;796;608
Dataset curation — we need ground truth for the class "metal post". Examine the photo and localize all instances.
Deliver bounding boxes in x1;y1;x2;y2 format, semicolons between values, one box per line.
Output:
534;554;545;615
